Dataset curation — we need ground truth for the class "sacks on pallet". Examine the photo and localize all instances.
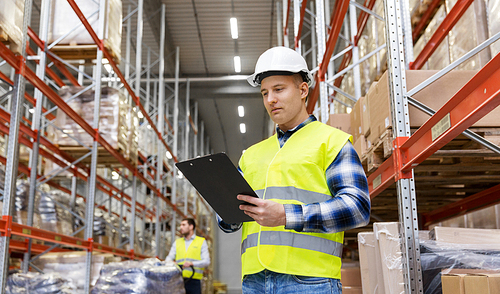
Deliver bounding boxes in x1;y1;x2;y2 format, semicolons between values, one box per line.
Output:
0;0;25;54
52;86;138;165
39;190;73;236
32;251;119;292
6;271;77;294
91;258;185;294
48;0;122;61
13;180;41;229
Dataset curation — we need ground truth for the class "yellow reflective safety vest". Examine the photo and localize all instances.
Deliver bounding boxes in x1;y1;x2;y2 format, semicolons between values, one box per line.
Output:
175;235;205;280
239;121;352;279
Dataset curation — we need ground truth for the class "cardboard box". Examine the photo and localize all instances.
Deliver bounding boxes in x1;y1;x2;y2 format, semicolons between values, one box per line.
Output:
341;267;362;287
327;113;352;135
362;84;373;136
350;97;364;142
353;135;368;157
430;227;500;250
366;70;500;144
374;222;405;294
442;273;465;294
464;273;500;294
358;232;382;294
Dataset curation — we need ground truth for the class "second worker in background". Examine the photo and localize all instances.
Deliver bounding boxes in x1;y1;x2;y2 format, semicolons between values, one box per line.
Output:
166;218;210;294
218;46;371;294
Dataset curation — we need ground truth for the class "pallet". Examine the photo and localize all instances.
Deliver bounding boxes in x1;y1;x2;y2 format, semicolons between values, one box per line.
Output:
361;129;393;173
49;43;120;64
57;145;137;168
363;127;500;226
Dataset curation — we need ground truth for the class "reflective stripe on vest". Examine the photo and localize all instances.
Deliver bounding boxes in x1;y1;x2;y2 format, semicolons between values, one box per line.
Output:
175;236;205;280
241;231;343;257
239;121;352;279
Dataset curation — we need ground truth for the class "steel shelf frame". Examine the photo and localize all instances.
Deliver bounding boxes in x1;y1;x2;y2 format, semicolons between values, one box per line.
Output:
283;0;500;293
0;0;213;292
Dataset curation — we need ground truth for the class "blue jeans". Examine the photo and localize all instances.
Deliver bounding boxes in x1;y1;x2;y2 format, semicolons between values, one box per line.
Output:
242;270;342;294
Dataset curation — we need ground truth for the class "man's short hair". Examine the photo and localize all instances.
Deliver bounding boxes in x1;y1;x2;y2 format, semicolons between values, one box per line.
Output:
183;218;196;230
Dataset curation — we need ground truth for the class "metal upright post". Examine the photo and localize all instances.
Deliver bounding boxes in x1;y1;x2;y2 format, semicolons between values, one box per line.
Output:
84;0;107;291
315;0;329;122
200;122;205;156
184;79;190;215
155;4;166;258
193;102;198;157
310;1;316;69
294;0;301;52
349;3;361;100
401;0;414;66
283;0;289;47
146;49;151;112
0;1;32;289
135;0;144;97
24;0;50;273
129;176;138;253
125;5;132;101
171;47;180;244
276;1;283;47
384;0;423;292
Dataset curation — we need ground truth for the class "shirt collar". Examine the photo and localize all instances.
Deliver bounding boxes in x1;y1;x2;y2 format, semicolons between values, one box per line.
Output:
184;234;196;241
276;115;317;138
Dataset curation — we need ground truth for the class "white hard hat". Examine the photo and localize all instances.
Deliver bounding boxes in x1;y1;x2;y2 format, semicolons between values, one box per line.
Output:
247;46;314;87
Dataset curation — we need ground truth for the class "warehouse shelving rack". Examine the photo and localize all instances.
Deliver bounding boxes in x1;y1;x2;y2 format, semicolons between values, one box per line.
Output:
0;0;215;292
284;0;500;293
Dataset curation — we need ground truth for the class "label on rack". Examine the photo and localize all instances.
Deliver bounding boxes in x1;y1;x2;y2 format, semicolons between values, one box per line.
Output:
98;246;102;250
22;229;31;235
55;236;62;242
431;113;451;141
76;241;82;246
373;174;382;189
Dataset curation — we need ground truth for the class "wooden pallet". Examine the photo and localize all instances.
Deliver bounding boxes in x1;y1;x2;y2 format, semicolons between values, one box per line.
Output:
363;127;500;226
57;145;137;168
361;129;393;173
49;43;120;63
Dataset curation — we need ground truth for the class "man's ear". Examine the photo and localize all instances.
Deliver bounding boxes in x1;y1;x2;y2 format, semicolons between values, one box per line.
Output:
300;82;309;100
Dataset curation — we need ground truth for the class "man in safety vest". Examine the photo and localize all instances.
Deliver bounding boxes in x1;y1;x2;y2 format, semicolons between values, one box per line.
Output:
217;46;371;294
166;218;210;294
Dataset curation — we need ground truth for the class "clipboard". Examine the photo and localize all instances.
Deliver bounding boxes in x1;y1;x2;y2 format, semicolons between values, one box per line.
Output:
175;153;258;223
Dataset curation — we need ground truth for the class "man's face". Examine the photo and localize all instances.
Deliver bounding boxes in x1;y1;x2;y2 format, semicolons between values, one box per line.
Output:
180;220;192;237
260;75;309;131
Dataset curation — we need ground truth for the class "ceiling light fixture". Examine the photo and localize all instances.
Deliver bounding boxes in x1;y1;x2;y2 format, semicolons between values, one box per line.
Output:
230;17;238;39
238;105;245;117
240;123;246;134
234;56;241;73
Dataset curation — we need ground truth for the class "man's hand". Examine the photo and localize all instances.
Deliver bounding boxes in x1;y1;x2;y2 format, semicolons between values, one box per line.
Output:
182;261;193;268
237;194;286;227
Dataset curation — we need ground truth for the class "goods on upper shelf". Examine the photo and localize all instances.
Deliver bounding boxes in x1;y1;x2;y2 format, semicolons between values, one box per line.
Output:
91;258;185;294
48;0;123;62
39;190;73;236
0;0;25;54
48;86;138;168
33;251;120;292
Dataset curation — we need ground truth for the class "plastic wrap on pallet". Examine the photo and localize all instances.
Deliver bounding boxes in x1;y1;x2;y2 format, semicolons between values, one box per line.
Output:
423;5;451;69
13;181;41;228
138;126;157;157
487;0;500;56
0;0;25;52
446;0;489;70
73;197;86;232
39;190;73;236
33;252;117;291
420;239;500;294
0;163;5;196
91;258;186;294
6;272;77;294
48;0;122;61
53;86;138;165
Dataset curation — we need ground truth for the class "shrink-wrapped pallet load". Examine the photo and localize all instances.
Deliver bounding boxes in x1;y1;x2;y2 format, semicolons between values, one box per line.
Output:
92;258;186;294
38;190;73;236
48;0;122;62
13;181;41;228
52;86;138;166
6;272;76;294
0;0;25;54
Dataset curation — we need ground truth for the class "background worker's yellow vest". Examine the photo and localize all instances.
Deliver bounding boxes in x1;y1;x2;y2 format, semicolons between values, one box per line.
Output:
175;236;205;280
239;121;352;279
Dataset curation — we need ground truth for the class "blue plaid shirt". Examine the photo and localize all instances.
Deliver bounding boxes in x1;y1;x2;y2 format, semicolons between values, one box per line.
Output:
218;115;370;233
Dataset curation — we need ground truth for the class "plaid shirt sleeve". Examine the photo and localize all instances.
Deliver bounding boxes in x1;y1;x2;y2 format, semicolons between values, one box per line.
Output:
283;141;371;233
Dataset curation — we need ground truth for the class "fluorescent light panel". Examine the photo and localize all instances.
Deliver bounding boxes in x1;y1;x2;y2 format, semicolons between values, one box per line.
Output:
230;17;238;39
234;56;241;73
240;123;246;133
238;105;245;117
